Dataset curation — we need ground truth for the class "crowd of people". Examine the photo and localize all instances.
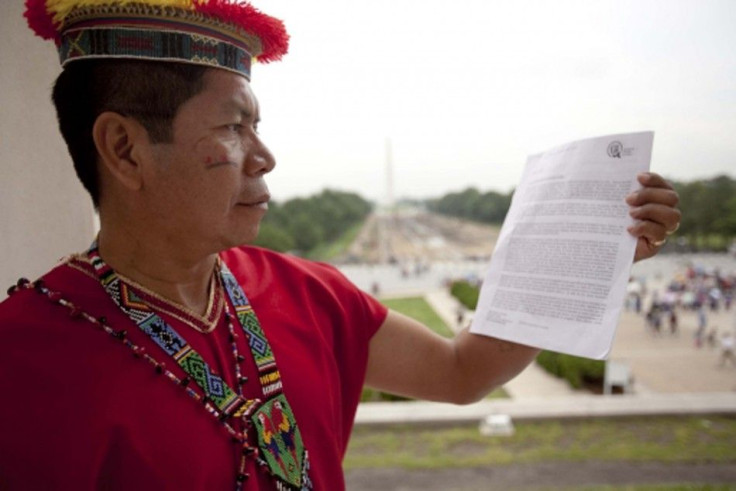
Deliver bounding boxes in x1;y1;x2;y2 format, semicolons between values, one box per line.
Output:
627;263;736;367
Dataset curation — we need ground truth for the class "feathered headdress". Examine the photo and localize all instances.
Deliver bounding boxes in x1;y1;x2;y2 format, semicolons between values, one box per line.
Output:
24;0;289;79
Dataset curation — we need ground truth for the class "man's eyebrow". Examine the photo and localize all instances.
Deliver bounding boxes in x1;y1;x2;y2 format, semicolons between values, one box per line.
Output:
221;100;258;121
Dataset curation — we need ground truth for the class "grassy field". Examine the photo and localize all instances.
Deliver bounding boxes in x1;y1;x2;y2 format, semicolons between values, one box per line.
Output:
307;221;365;261
345;416;736;470
566;487;735;491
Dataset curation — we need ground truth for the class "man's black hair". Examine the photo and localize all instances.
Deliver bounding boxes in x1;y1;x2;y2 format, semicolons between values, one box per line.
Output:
52;60;208;207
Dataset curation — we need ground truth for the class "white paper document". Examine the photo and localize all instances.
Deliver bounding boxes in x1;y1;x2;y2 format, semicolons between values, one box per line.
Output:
469;132;654;359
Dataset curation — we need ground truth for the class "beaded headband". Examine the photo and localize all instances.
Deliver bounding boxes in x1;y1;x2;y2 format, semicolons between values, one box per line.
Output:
24;0;289;79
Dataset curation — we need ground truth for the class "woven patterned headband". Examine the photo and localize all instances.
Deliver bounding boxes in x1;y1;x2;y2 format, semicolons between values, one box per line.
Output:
24;0;289;79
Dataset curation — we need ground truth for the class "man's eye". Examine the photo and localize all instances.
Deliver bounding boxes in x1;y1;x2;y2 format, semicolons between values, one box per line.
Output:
225;124;243;132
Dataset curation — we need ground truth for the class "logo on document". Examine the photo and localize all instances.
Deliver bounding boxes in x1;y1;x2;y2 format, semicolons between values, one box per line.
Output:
607;140;634;158
607;141;624;158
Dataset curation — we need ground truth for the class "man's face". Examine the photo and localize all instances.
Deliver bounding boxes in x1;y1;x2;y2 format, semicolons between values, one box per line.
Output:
142;68;275;255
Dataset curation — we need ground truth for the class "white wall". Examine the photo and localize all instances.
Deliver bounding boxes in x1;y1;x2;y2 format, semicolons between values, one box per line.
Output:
0;2;95;299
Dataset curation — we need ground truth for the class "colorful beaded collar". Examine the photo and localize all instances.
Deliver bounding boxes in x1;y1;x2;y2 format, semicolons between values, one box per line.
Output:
9;246;313;490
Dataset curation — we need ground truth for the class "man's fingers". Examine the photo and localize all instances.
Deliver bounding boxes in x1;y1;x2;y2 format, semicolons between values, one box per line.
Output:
636;172;674;190
628;203;682;253
626;172;681;236
629;218;670;262
627;172;681;262
629;203;682;230
627;218;669;244
626;186;680;208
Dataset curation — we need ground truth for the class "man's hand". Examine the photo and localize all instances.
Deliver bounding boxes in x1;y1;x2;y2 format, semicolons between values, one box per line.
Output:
626;172;681;262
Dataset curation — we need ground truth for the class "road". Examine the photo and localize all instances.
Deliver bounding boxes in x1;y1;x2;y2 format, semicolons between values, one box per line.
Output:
341;209;499;265
337;209;499;297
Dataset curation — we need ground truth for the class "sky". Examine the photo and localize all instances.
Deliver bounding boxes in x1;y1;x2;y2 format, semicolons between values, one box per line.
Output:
248;0;736;203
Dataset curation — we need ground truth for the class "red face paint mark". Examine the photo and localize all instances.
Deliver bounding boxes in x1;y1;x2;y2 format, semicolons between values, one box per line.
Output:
205;156;213;165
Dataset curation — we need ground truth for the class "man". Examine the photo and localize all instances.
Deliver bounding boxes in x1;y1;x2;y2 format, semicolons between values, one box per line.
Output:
0;1;681;489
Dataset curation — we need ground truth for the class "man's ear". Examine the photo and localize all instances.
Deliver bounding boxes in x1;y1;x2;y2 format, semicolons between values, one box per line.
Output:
92;112;149;192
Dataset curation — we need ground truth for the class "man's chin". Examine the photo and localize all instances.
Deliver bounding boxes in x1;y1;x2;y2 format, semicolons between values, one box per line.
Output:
221;226;261;251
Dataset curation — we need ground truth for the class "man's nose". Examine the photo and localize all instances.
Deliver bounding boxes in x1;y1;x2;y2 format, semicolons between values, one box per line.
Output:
244;137;276;176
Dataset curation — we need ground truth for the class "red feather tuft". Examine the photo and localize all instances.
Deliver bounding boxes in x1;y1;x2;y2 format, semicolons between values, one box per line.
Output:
22;0;288;62
196;0;289;63
24;0;60;44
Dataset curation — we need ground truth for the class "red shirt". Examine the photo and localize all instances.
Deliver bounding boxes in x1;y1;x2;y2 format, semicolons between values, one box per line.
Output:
0;246;387;490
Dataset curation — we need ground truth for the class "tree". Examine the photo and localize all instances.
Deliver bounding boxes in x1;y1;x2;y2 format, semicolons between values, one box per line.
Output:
428;187;512;225
672;175;736;249
288;213;324;252
254;189;374;255
251;223;295;252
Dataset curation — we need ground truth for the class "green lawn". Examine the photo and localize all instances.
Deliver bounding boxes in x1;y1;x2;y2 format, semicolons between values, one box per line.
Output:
307;221;365;261
345;416;736;470
567;486;735;491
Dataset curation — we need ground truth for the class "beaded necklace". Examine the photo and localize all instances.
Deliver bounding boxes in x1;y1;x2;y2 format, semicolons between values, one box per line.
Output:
10;246;313;491
66;257;225;334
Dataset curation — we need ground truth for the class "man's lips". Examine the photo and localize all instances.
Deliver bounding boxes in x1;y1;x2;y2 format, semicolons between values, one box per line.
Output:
237;194;270;208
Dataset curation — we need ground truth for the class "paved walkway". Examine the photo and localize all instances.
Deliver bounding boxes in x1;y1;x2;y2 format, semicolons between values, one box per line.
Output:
347;462;736;490
357;288;736;425
355;392;736;425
